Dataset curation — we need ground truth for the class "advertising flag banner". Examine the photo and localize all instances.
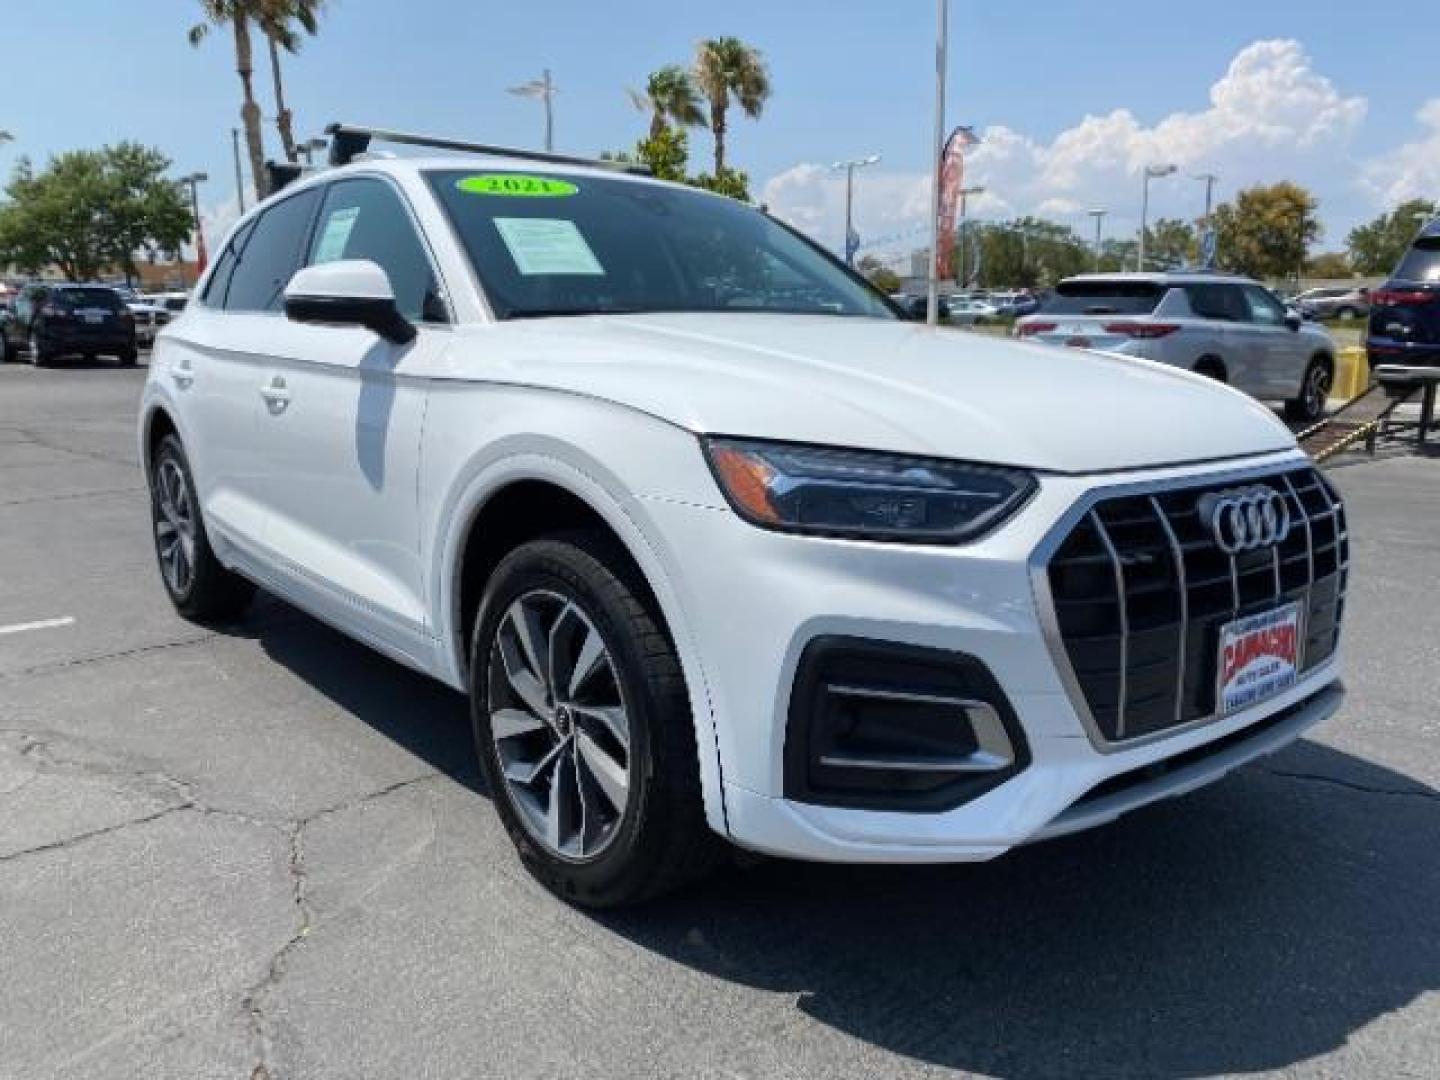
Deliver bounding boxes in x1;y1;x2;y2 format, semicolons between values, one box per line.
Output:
936;126;978;280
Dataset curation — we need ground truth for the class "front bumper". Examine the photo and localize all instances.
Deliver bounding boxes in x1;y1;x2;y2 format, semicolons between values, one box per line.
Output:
641;448;1342;862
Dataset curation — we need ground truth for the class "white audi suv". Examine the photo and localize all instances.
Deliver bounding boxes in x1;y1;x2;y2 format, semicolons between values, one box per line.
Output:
138;128;1347;906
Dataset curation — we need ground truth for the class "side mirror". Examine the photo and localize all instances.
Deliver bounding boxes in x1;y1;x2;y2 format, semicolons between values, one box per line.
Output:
1284;311;1303;331
283;259;416;345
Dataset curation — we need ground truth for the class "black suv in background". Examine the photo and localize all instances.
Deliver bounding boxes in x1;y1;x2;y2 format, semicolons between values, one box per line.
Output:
1;284;138;367
1368;218;1440;388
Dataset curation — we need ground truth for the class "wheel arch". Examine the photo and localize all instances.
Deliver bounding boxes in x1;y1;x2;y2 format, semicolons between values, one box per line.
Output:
432;446;728;835
1193;354;1228;381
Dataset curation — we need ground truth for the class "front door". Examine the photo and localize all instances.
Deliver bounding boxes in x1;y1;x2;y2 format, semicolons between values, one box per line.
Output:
254;176;453;662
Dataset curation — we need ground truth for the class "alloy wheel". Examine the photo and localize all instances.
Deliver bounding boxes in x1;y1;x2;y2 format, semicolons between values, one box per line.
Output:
154;458;197;596
487;589;632;861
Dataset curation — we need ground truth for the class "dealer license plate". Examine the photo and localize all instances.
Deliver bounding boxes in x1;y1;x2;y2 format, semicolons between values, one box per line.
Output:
1216;602;1302;715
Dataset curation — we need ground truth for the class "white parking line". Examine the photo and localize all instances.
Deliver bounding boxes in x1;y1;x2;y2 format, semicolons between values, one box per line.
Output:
0;616;77;637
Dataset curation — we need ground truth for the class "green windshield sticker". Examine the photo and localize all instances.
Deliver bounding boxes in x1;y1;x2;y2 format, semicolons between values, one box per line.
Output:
457;174;579;197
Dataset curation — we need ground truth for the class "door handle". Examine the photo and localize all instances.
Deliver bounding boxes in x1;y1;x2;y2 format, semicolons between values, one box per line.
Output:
172;361;195;389
259;376;291;411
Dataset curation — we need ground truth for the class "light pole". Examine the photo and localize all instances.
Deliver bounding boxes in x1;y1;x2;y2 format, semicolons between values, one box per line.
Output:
956;184;985;286
832;154;881;267
1138;163;1177;270
927;0;948;326
1087;208;1107;269
231;128;246;212
508;69;557;152
299;137;327;166
178;172;208;285
1191;172;1218;265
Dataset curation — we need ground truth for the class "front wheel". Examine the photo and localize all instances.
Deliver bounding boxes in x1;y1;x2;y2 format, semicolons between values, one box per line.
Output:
470;532;719;907
149;434;255;622
1285;356;1333;422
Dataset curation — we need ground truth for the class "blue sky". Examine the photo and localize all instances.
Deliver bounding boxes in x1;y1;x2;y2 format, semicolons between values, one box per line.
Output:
6;1;1438;262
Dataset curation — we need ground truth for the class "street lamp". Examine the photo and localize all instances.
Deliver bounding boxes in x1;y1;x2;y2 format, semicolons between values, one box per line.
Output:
1138;163;1177;270
299;137;328;166
508;69;557;152
1087;208;1107;269
956;184;985;286
177;172;208;286
832;154;881;267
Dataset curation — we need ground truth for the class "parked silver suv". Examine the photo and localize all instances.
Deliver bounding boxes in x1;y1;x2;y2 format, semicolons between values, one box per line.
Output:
1017;272;1338;421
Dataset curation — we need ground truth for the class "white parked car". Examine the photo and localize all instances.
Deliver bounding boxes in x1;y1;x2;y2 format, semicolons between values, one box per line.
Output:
1016;272;1339;422
126;297;172;346
948;297;1000;325
138;129;1347;906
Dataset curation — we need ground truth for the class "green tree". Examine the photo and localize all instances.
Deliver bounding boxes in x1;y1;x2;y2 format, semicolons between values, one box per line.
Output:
189;1;269;198
689;167;750;202
1212;182;1320;280
602;127;749;200
1304;251;1353;279
693;37;770;176
857;256;902;294
1142;217;1197;269
629;65;706;141
0;144;192;281
258;0;324;164
1347;198;1437;275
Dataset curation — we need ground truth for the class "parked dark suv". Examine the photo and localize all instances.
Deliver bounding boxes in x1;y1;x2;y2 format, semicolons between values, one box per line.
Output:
1;284;138;367
1367;218;1440;389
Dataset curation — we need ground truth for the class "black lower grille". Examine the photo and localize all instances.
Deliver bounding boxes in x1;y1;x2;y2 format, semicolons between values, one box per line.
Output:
1044;466;1347;744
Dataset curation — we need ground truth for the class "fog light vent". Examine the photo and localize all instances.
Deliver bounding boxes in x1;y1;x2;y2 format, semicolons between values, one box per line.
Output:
784;637;1030;812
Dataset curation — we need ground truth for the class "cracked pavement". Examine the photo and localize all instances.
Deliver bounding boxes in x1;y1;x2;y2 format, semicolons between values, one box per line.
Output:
1;359;1437;1079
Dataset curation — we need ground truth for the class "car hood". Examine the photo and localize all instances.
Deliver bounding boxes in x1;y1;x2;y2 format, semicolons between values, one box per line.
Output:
461;312;1296;473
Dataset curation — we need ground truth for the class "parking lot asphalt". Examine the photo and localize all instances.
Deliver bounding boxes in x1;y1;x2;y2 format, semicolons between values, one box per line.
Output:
1;357;1437;1080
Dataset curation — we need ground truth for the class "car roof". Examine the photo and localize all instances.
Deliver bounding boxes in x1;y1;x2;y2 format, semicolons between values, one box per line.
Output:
1060;271;1258;286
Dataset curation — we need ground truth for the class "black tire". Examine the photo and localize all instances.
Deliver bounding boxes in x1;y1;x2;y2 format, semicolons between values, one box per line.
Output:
1193;356;1226;381
28;331;52;368
118;347;138;366
1285;355;1333;422
148;434;255;622
0;336;12;364
469;531;720;907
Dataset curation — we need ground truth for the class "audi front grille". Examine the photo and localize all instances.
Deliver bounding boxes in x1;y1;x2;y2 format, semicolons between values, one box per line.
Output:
1040;466;1347;746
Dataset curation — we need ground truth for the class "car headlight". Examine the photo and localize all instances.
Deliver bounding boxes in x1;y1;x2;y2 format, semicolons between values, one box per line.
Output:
703;438;1036;544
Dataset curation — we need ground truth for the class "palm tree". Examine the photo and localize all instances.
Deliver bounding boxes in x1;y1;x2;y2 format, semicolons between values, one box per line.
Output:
188;1;268;198
628;65;705;141
258;0;322;163
693;37;770;176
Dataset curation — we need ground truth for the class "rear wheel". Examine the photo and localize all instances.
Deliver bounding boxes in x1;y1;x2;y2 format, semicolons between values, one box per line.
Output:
149;434;255;622
470;532;719;907
1285;355;1333;422
1193;356;1226;381
118;347;138;366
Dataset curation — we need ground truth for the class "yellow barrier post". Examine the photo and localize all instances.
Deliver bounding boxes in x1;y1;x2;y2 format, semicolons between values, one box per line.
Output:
1331;346;1370;403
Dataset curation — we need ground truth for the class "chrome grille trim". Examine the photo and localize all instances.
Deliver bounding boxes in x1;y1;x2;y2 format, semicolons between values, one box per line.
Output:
1030;459;1346;753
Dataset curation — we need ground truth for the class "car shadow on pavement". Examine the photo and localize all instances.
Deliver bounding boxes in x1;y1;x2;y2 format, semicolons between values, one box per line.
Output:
234;600;1436;1078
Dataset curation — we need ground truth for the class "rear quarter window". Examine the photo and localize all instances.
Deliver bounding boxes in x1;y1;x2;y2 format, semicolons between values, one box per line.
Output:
1040;281;1164;315
1394;238;1440;283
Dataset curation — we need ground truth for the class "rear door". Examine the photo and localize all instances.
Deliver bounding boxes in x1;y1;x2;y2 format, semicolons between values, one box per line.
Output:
1184;283;1264;392
251;175;451;658
164;189;320;553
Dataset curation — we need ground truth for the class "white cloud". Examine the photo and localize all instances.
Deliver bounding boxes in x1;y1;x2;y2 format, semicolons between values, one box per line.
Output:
1362;99;1440;206
764;39;1381;258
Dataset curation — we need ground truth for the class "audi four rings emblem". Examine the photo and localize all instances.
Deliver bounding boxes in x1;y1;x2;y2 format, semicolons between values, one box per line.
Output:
1199;486;1292;554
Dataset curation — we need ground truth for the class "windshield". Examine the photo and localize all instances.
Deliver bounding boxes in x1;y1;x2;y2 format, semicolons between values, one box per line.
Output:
1040;280;1164;316
1394;238;1440;283
426;169;895;321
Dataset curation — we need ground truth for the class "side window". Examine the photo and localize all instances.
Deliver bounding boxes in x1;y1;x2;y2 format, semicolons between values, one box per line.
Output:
1185;284;1232;320
1242;285;1286;326
224;188;321;312
306;178;446;323
201;218;255;308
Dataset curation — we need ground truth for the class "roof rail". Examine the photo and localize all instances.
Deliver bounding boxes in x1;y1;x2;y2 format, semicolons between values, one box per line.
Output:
323;123;652;176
